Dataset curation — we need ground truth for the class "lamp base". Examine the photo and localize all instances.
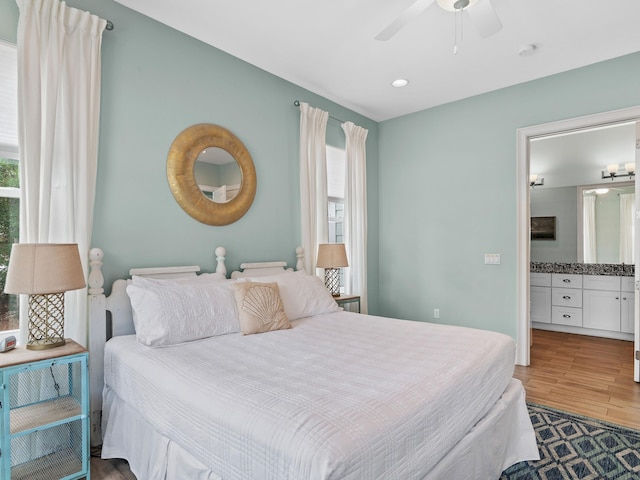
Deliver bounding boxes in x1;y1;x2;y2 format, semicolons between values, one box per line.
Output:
324;268;341;297
26;293;66;350
27;337;66;350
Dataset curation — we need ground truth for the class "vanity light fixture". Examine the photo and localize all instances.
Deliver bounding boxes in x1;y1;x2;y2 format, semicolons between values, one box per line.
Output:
529;174;544;187
602;163;635;180
391;79;409;88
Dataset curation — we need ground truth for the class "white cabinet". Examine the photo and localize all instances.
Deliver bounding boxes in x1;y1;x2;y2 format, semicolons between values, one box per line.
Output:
583;289;621;331
621;277;635;334
583;275;622;332
530;272;634;338
530;273;551;324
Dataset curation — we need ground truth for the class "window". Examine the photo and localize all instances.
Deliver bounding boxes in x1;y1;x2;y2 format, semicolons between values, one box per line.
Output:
327;145;345;243
0;41;19;333
326;145;346;292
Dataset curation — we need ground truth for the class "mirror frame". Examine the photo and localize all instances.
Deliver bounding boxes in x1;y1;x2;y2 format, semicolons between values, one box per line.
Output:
167;124;257;226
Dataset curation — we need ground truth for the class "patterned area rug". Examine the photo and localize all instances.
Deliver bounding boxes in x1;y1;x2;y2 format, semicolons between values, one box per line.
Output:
501;403;640;480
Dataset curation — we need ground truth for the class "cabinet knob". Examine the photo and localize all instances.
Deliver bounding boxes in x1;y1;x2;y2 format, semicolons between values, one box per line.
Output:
563;314;571;318
623;297;627;300
563;279;571;283
562;295;571;300
616;297;620;300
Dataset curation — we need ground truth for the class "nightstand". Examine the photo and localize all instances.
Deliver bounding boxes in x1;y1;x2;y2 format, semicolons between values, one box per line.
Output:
335;294;361;313
0;340;90;479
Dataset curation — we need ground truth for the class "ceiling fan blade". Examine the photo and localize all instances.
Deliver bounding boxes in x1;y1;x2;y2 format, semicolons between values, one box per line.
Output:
374;0;436;41
467;0;502;38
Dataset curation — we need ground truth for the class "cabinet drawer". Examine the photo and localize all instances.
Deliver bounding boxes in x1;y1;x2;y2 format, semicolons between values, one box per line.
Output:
530;273;551;287
583;275;621;292
552;288;582;308
552;274;582;289
622;276;635;293
552;306;583;327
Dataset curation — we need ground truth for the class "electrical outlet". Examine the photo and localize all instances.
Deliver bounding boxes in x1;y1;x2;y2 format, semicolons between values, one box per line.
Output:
434;309;440;319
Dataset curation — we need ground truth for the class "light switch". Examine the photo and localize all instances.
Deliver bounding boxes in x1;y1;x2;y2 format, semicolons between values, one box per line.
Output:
484;254;501;265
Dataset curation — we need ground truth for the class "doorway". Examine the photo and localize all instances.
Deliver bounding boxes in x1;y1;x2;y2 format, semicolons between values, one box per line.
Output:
515;105;640;381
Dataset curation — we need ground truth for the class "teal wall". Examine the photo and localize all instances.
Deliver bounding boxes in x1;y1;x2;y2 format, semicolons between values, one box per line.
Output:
0;0;380;312
378;53;640;338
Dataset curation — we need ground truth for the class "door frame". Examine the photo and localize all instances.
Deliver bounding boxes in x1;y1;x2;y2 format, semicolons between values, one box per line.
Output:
515;105;640;367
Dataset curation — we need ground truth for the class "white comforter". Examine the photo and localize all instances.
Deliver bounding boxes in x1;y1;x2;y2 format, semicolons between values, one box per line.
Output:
103;312;516;479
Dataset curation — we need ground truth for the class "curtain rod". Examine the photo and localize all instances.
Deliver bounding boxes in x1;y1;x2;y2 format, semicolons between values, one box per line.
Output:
106;20;114;31
293;100;345;124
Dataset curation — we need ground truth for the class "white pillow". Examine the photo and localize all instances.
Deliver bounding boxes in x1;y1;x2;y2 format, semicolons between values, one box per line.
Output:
238;270;341;320
131;272;227;285
126;281;239;347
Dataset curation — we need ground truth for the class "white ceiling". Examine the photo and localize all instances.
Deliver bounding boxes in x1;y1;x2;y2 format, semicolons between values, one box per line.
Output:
114;0;640;122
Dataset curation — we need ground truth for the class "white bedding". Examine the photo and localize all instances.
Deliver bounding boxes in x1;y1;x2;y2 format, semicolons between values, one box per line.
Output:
102;311;528;479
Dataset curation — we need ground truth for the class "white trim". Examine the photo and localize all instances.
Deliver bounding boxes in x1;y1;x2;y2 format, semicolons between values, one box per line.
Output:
0;187;19;199
129;265;200;276
516;105;640;367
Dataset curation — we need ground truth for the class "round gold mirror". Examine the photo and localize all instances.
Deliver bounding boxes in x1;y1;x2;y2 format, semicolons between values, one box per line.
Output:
167;124;257;226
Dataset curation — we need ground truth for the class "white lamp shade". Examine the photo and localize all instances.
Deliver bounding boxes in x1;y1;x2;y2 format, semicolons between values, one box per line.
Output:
625;162;636;174
4;243;86;295
607;164;619;174
529;174;538;183
316;244;349;268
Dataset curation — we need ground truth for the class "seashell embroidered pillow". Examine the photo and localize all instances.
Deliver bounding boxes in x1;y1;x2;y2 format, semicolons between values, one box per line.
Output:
233;281;291;335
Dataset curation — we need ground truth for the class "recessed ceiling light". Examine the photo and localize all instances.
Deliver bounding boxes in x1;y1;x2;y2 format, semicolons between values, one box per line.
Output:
391;78;409;88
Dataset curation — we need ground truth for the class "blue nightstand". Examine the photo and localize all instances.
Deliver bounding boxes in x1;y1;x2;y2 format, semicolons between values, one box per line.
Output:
335;295;361;313
0;340;90;479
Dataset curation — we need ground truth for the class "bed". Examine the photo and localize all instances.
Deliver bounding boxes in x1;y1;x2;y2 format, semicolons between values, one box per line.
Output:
88;246;539;479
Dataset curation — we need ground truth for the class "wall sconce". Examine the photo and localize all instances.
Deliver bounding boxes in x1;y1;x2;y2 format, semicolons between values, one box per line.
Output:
4;243;86;350
529;174;544;187
316;243;348;297
602;163;635;180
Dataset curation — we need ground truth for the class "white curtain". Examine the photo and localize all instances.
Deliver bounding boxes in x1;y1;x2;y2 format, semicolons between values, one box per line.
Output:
16;0;106;347
342;122;368;313
620;193;635;264
299;102;329;274
583;195;597;263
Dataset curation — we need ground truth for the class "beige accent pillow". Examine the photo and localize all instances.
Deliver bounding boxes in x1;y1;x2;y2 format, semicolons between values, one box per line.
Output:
233;281;291;335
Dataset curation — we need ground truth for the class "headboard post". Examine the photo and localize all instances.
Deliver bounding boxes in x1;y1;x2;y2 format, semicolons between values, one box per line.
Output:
296;246;305;272
215;246;227;277
88;248;106;447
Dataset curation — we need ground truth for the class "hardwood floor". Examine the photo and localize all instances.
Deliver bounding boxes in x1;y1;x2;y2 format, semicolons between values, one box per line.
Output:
90;329;640;479
513;328;640;430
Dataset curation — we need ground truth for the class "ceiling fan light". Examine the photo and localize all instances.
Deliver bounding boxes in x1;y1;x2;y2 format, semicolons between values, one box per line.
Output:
436;0;479;12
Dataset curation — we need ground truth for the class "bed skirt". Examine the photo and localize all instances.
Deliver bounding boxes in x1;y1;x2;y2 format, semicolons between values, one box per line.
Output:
101;378;538;480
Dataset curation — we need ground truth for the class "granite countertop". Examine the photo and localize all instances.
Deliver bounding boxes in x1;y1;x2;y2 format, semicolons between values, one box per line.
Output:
530;262;634;276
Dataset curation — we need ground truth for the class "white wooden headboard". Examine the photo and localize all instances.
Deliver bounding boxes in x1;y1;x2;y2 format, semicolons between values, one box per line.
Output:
87;245;305;447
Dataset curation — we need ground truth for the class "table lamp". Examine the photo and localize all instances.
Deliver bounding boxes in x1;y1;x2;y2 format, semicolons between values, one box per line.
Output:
4;243;86;350
316;244;348;297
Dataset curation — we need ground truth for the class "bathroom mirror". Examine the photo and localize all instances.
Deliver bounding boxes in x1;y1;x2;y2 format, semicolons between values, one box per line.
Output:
577;182;635;264
167;124;256;226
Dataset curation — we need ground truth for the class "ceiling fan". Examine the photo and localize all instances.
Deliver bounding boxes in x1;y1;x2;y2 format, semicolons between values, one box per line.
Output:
375;0;502;42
